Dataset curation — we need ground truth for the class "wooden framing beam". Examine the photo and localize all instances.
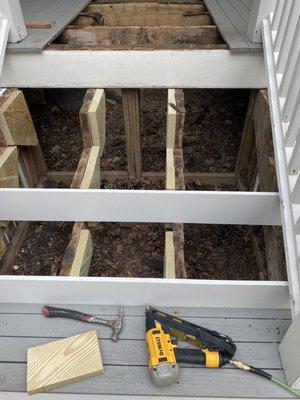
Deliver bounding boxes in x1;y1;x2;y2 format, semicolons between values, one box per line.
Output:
80;89;106;153
46;170;237;186
76;5;213;27
58;26;222;49
253;90;286;281
165;89;186;279
60;146;100;276
0;90;38;146
1;50;266;88
122;89;141;178
0;146;18;188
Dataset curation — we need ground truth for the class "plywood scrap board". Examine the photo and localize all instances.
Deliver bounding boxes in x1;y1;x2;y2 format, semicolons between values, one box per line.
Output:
27;330;103;395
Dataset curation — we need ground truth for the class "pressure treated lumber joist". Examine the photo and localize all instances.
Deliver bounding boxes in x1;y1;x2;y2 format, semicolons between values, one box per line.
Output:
165;89;186;279
60;147;100;276
0;90;38;146
0;146;18;188
80;88;106;153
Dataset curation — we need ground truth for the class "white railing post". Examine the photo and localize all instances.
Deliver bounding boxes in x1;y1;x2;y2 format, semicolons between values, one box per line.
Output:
247;0;276;43
0;0;26;43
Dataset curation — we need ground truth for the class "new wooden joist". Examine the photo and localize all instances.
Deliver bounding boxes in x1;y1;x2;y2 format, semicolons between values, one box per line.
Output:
61;89;104;276
0;90;38;147
165;89;187;279
0;89;46;268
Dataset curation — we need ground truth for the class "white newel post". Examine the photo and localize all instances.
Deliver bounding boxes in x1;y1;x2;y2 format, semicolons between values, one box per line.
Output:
0;0;26;43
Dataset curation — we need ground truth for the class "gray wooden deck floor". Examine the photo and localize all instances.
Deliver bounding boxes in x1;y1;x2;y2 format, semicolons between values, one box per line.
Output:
204;0;262;52
7;0;90;53
0;304;293;398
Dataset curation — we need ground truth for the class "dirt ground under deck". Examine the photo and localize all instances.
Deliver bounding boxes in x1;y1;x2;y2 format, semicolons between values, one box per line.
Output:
11;88;264;279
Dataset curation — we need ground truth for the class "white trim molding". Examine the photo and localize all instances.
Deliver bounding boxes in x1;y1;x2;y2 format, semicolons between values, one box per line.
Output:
0;276;290;309
0;49;266;89
0;188;281;225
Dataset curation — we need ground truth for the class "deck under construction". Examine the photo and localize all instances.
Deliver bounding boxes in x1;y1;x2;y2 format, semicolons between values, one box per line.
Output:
0;0;300;398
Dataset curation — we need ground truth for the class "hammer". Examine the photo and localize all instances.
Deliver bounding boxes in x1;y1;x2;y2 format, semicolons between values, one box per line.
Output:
42;305;123;342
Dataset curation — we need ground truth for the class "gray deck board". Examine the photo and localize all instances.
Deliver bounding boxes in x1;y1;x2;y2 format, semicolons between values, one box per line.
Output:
0;304;292;319
0;314;290;341
0;304;291;398
0;364;291;398
204;0;262;52
0;337;283;368
7;0;90;53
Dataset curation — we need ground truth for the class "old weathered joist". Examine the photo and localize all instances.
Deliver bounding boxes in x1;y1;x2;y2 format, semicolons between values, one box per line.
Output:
253;90;286;281
165;89;186;279
58;26;222;49
122;89;141;178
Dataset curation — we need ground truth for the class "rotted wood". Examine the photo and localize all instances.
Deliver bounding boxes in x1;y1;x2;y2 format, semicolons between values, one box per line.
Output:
122;89;142;178
235;90;258;190
60;221;87;276
253;90;286;281
0;222;31;275
58;26;222;49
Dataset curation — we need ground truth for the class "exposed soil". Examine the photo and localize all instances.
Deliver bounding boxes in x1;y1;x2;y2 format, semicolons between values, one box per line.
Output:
184;89;249;172
89;223;164;277
12;222;73;276
185;224;261;280
11;88;263;279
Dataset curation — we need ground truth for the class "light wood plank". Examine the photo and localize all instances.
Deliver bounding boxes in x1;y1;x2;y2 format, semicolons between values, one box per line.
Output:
80;89;106;153
166;149;175;190
80;146;100;189
164;231;175;278
0;146;18;188
69;229;93;276
27;330;103;395
166;89;176;149
0;90;37;146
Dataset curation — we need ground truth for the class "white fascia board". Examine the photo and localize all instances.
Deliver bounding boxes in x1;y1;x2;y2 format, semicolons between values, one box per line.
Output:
0;188;281;225
0;49;266;88
0;276;290;309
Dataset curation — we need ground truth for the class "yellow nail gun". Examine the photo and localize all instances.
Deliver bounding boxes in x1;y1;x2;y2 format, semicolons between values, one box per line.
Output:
145;306;300;398
146;306;235;387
